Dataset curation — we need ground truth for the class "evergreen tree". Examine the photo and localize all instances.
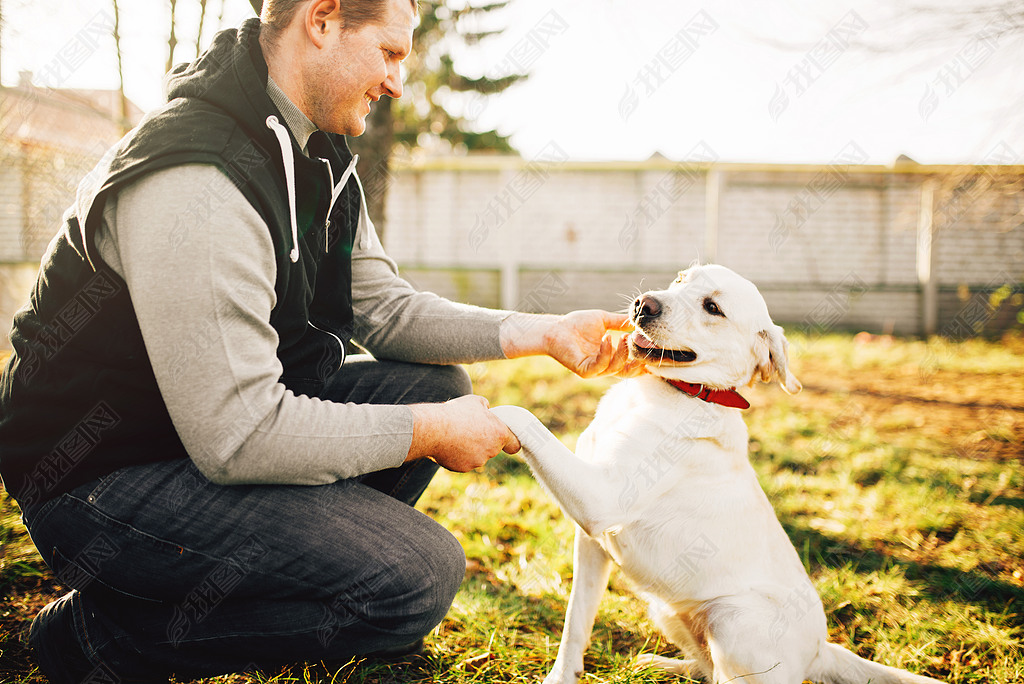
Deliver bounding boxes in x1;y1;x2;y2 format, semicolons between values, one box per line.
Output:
349;0;526;236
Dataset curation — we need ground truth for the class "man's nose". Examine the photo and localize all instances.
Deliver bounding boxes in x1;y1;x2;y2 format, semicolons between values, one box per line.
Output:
384;65;403;99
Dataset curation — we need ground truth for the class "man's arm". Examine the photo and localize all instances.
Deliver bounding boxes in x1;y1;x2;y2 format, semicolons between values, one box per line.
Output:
349;179;638;379
101;164;515;483
499;310;637;378
348;194;508;364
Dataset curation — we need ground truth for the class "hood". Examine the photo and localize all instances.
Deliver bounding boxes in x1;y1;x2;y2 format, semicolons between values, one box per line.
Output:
163;18;275;146
71;19;279;268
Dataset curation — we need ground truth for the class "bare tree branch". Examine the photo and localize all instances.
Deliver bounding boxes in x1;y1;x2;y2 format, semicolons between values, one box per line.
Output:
166;0;178;74
112;0;130;133
196;0;209;58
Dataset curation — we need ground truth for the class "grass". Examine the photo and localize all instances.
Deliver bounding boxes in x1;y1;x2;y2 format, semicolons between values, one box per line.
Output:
1;332;1023;683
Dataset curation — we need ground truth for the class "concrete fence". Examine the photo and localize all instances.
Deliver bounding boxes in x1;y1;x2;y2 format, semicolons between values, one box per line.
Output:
383;151;1024;338
1;137;1022;348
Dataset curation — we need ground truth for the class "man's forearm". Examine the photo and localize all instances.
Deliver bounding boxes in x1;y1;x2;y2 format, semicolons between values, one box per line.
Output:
499;312;562;358
500;310;638;379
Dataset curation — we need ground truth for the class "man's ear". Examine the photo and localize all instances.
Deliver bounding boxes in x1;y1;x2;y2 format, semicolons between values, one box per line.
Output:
305;0;340;47
754;325;801;394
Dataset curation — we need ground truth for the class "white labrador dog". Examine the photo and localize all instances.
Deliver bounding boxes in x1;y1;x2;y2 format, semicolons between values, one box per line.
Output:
492;264;944;684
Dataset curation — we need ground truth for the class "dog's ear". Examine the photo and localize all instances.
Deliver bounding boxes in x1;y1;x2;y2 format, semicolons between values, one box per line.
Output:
754;325;801;394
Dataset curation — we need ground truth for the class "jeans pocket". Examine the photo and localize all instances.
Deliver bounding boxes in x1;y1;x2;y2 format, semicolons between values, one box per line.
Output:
79;469;126;507
48;544;113;594
43;495;188;603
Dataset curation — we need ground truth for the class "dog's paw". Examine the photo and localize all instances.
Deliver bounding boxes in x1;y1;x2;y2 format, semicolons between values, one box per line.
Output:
541;667;583;684
541;676;578;684
633;653;701;677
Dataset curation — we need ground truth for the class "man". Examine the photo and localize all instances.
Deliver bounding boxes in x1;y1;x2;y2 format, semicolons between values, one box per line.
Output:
0;0;635;681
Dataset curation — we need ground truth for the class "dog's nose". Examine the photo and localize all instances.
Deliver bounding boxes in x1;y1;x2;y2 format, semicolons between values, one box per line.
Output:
633;294;662;323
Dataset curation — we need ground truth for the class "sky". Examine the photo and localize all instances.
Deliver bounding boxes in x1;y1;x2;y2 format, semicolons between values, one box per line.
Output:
2;0;1022;165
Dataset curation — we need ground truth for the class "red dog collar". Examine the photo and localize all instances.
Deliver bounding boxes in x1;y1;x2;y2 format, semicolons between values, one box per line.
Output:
666;380;750;410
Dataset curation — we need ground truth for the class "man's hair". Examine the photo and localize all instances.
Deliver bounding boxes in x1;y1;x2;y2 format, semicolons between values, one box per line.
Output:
261;0;415;44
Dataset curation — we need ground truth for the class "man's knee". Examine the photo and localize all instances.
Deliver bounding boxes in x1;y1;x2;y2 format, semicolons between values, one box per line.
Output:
389;521;465;636
429;364;473;402
400;523;466;635
333;518;465;641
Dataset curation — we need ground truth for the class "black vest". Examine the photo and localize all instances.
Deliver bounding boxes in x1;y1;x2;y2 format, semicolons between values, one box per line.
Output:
0;20;360;507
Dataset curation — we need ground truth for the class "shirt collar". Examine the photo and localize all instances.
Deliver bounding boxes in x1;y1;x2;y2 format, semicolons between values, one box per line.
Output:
266;76;318;157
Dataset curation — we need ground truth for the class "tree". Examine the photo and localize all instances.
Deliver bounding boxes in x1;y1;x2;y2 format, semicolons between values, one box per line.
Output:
349;0;526;236
166;0;179;75
111;0;130;133
195;0;210;58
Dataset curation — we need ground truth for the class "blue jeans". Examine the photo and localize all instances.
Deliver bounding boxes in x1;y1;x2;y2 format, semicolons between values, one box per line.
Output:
20;357;472;680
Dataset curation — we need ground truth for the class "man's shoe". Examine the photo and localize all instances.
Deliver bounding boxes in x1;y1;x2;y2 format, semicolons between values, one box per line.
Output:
28;592;95;684
365;637;426;660
29;591;168;684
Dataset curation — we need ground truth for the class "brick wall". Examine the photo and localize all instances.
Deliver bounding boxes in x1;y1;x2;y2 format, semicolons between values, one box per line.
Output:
0;143;25;263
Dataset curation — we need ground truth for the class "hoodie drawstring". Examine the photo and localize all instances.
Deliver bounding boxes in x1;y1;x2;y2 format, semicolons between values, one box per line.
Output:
266;115;360;262
352;172;375;251
265;116;300;263
321;154;359;255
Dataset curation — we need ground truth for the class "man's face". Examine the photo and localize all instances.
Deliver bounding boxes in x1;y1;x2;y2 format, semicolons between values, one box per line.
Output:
305;0;415;136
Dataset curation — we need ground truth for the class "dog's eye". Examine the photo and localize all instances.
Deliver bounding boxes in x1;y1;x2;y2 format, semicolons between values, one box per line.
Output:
703;298;725;317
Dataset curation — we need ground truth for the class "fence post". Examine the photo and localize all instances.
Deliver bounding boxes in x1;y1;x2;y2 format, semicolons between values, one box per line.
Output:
704;166;720;263
916;178;938;336
501;259;519;312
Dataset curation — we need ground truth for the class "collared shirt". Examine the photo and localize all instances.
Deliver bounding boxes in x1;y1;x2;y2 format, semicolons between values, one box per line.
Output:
267;75;318;157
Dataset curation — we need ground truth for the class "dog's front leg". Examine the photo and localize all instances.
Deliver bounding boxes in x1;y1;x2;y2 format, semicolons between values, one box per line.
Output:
544;527;614;684
491;405;620;536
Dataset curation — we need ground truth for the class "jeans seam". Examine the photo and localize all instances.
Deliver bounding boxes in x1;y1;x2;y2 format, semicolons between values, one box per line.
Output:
154;617;365;647
71;591;104;666
61;494;340;598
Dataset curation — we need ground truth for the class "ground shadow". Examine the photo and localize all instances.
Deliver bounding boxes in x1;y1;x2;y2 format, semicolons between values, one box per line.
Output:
779;519;1024;612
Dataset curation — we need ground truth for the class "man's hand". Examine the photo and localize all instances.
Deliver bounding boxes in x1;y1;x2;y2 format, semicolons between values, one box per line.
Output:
406;395;521;472
500;310;644;378
541;309;639;378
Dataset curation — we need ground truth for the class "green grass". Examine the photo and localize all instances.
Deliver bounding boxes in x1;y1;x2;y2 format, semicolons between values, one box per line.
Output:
1;333;1022;683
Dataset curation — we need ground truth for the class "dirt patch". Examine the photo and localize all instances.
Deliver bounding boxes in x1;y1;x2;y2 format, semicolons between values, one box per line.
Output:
787;355;1024;462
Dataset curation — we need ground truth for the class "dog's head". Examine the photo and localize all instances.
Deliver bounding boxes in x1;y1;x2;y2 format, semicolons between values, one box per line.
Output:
628;264;801;394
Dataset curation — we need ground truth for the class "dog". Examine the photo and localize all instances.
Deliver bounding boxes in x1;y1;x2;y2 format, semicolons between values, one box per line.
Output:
492;264;944;684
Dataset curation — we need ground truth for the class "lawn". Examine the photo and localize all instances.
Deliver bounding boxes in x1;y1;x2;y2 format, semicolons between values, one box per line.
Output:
1;332;1022;683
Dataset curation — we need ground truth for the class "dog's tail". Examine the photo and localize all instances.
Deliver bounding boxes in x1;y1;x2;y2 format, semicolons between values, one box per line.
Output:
808;642;946;684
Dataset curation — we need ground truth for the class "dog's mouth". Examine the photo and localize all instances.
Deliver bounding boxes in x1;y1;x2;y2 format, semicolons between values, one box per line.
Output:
629;331;697;364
